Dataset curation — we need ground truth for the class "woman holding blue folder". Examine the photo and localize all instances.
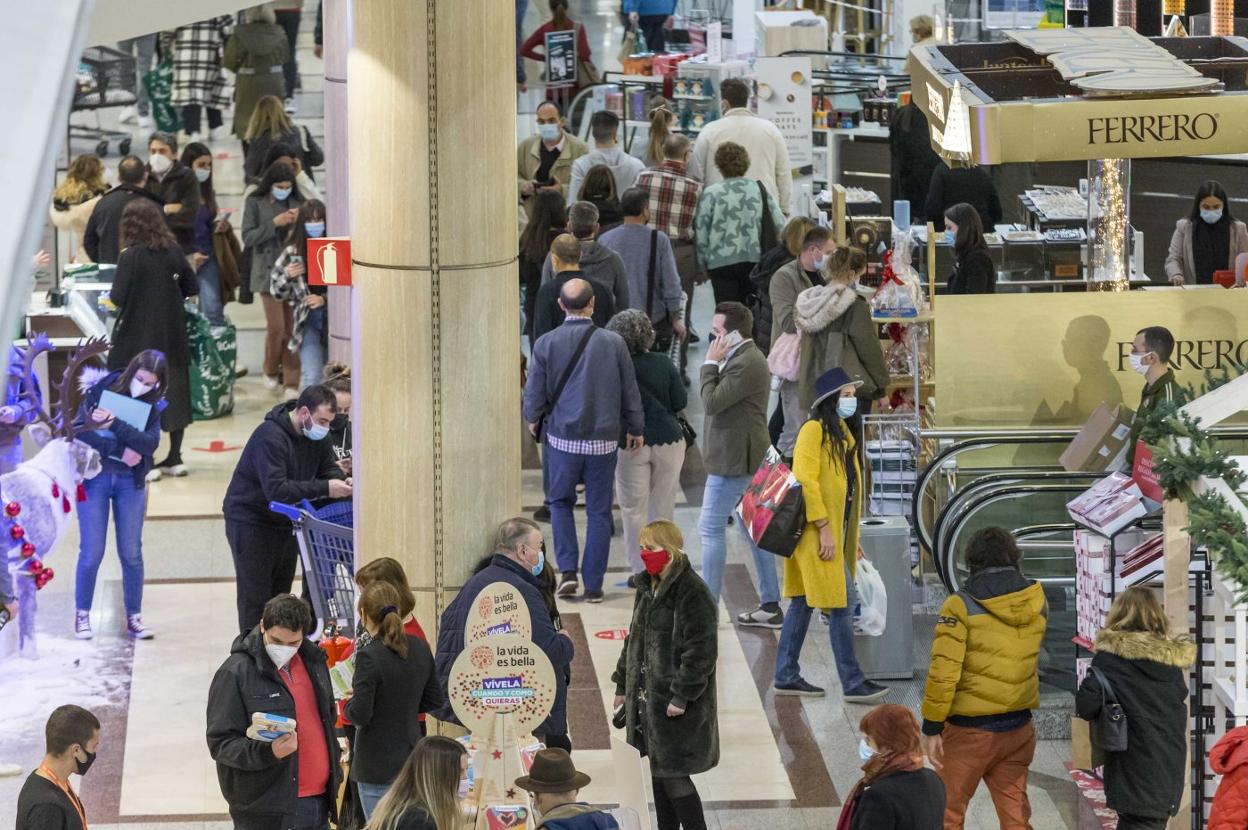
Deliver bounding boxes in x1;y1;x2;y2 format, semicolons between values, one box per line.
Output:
74;350;169;641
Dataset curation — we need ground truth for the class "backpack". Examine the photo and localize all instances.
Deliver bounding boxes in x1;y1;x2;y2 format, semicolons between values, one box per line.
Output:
745;246;795;356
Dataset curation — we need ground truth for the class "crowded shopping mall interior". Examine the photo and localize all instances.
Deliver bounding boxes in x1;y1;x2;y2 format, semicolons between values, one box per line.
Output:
7;1;1248;829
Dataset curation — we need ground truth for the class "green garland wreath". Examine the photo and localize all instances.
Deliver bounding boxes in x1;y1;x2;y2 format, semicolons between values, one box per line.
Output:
1136;366;1248;601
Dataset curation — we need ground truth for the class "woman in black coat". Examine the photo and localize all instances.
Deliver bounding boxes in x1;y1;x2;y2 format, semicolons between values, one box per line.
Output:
345;582;444;821
846;704;944;830
943;203;996;294
1076;587;1196;830
108;198;198;477
613;520;718;830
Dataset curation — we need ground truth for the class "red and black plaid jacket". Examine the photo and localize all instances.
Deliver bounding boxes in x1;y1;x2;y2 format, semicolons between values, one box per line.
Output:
636;161;701;243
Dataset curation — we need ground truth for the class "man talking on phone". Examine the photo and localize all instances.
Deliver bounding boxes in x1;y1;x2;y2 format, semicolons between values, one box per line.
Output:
697;301;785;629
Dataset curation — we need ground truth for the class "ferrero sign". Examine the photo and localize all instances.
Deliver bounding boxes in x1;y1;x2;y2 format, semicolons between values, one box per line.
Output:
909;28;1248;163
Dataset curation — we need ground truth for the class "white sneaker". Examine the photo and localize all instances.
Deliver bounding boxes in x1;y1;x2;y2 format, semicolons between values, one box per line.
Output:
75;610;93;640
209;126;224;141
283;387;299;402
0;762;22;777
137;113;155;130
118;105;138;124
127;614;154;640
283;97;298;115
145;468;163;483
264;375;281;391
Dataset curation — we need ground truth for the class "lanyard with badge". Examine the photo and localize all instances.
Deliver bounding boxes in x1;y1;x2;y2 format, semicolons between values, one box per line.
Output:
39;763;88;830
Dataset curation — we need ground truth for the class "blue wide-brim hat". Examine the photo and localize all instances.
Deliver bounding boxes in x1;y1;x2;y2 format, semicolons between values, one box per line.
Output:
811;367;863;409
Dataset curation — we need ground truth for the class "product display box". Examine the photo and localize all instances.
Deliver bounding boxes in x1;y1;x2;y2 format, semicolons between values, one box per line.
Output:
1059;402;1136;473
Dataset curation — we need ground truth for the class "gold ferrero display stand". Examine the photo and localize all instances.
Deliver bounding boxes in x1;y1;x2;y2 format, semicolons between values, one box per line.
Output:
448;582;556;830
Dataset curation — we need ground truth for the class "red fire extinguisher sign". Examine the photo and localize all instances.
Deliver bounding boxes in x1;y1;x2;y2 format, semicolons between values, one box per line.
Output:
308;237;352;286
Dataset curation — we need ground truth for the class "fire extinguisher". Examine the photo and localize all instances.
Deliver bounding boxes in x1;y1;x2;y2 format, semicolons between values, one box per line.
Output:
316;240;339;285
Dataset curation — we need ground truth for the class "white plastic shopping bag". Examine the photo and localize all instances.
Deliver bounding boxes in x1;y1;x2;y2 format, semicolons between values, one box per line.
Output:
854;560;887;636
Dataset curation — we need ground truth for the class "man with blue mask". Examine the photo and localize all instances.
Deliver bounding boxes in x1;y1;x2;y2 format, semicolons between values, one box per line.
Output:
432;518;575;752
518;101;589;201
223;385;351;634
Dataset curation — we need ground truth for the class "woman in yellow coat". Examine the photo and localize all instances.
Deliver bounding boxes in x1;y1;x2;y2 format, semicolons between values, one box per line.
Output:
772;367;889;703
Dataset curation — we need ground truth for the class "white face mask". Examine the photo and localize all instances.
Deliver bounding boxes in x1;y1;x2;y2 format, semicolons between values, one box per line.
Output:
149;153;173;174
858;738;875;762
129;379;155;398
265;642;299;670
1128;352;1152;376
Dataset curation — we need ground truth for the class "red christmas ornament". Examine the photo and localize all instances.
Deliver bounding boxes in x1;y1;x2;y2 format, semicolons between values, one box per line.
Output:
20;541;34;558
62;494;71;514
27;560;42;573
51;483;59;499
34;567;54;590
77;483;87;503
4;501;18;517
9;524;23;540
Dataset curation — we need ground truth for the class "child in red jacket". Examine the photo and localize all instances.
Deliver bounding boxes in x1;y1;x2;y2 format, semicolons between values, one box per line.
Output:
1210;727;1248;828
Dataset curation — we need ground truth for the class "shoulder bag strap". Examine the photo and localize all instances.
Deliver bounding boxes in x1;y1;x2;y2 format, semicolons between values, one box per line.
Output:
547;325;596;414
646;229;658;321
1089;665;1119;707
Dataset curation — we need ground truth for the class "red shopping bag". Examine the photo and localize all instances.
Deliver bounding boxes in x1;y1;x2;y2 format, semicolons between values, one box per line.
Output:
736;447;806;557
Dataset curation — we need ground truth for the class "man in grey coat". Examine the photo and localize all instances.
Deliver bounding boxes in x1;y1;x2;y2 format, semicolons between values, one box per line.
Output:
524;279;644;603
541;202;630;312
697;301;783;628
599;188;687;352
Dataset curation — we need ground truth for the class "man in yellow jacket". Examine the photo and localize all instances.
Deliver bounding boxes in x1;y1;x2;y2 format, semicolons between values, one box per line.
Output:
920;527;1048;829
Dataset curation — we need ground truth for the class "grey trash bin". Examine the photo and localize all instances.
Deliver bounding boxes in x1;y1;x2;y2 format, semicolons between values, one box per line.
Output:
854;515;914;681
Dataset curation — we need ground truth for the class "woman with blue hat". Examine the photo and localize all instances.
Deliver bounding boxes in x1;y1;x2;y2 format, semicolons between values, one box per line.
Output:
773;366;888;703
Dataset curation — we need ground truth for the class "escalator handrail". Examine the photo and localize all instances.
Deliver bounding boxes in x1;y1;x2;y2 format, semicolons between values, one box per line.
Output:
930;470;1104;584
913;432;1087;556
937;483;1095;591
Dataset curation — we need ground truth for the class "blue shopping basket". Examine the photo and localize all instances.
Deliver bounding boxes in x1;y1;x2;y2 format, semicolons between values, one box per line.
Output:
270;500;355;636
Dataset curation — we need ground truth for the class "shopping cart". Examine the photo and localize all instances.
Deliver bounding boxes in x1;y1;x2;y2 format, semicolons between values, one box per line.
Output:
71;46;138;157
269;499;355;638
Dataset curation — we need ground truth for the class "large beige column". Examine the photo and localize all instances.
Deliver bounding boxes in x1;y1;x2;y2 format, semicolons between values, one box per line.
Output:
348;0;519;631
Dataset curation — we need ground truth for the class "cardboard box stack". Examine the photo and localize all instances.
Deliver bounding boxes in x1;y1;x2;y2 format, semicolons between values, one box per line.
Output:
1059;402;1135;473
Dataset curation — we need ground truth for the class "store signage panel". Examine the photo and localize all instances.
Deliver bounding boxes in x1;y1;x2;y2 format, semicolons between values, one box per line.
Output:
933;291;1248;428
754;57;814;169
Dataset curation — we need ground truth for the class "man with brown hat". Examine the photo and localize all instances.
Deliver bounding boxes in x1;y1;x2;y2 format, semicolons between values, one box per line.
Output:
515;748;619;830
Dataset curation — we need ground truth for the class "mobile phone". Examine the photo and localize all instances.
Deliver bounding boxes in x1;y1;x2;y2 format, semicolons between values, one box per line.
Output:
720;330;744;350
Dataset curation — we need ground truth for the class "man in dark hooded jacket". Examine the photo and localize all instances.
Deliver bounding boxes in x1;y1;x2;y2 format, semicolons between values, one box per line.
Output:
207;594;341;830
223;385;350;634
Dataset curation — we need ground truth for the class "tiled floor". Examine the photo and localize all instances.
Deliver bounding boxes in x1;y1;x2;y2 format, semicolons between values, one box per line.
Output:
0;3;1090;830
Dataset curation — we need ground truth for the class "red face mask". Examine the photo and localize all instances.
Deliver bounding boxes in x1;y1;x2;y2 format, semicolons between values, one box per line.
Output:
640;547;671;576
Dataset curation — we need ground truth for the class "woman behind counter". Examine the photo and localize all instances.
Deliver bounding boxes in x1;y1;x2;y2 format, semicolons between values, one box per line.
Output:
1165;180;1248;286
943;203;995;295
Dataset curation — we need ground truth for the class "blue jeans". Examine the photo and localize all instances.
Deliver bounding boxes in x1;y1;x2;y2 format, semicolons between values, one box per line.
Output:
292;794;329;830
774;563;867;692
697;474;780;605
544;443;618;591
300;306;327;390
356;782;388;819
197;256;226;326
75;471;148;615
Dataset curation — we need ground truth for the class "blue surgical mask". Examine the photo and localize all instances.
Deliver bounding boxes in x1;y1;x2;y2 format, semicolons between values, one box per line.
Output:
531;555;545;577
1201;208;1224;225
858;738;875;762
837;396;859;419
302;415;329;441
305;221;326;238
944;229;956;245
537;123;561;142
194;167;211;183
272;186;292;201
812;254;826;272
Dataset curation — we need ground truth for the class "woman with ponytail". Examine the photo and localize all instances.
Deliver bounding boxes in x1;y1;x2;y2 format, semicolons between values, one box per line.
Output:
636;99;702;179
346;582;444;819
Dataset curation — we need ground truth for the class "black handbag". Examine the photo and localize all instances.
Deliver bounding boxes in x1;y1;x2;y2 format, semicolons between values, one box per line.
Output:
677;415;697;448
757;180;778;264
1089;665;1128;753
302;125;325;168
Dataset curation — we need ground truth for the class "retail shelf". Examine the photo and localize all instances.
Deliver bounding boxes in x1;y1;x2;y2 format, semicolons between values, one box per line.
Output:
872;314;934;324
615;74;664;84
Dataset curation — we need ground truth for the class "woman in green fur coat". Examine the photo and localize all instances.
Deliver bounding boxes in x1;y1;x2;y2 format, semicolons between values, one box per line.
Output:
613;520;718;830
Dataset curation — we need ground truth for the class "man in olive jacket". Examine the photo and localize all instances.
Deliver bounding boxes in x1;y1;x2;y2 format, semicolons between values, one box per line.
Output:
697;301;784;628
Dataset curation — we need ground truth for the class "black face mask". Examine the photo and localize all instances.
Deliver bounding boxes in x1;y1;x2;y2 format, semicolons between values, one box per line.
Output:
75;747;97;776
331;413;348;430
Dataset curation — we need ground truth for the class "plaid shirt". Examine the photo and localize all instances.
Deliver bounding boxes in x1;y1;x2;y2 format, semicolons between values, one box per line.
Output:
545;435;617;456
636;161;701;243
